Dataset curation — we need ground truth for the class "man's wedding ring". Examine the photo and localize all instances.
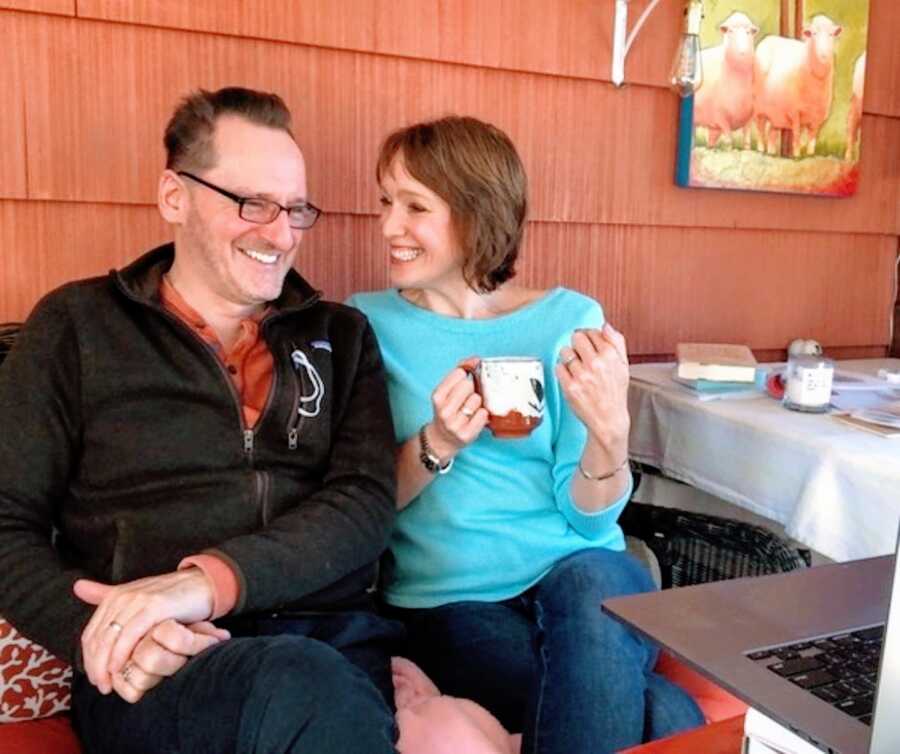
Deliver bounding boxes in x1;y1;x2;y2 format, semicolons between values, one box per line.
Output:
108;621;123;633
461;407;475;417
561;354;578;367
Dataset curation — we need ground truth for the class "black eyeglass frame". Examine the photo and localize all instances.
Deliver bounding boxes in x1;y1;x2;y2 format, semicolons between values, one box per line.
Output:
177;171;322;230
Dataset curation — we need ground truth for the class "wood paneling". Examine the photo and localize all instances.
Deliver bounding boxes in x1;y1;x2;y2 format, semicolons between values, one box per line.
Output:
298;213;388;303
0;0;72;13
0;201;168;321
75;0;376;51
76;0;647;82
892;304;900;357
519;223;896;355
73;0;900;121
861;0;900;118
0;13;28;198
372;0;619;81
4;5;898;355
5;202;887;358
18;14;900;237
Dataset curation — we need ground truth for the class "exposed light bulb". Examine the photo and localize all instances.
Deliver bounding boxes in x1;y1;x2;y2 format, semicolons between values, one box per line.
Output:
669;0;704;97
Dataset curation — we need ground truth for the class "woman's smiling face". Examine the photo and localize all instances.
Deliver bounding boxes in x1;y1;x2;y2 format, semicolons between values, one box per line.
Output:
378;155;467;294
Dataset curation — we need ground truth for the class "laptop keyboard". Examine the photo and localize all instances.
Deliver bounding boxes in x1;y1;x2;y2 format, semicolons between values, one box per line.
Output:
746;624;884;726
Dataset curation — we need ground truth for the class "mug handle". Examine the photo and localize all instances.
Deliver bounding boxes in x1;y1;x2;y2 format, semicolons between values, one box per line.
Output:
458;357;482;399
458;356;481;375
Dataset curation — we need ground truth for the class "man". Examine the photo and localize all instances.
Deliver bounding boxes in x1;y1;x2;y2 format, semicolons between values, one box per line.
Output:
0;87;400;753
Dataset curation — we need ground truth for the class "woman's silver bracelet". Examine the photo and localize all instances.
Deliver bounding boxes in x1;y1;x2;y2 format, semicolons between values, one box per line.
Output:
577;457;628;482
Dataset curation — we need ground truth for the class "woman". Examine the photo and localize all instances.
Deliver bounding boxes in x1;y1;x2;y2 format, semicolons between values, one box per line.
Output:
347;116;703;753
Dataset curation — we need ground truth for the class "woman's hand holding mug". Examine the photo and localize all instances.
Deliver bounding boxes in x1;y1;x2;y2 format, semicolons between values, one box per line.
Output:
426;360;489;461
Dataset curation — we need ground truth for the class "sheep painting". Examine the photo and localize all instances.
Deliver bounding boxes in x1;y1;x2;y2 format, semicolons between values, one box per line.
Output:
753;14;842;158
678;0;870;197
844;51;866;162
693;12;759;150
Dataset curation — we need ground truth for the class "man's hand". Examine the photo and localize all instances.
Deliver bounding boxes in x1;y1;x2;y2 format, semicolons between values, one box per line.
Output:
74;568;215;694
111;620;230;704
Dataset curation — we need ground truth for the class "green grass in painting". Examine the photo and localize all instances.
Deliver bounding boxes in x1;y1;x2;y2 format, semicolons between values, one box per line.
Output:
690;146;857;195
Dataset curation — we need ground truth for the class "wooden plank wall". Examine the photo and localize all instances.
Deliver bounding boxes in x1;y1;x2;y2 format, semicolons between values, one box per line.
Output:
1;0;898;360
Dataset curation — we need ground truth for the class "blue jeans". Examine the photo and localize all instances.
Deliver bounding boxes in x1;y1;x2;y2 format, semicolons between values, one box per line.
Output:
389;548;704;754
72;610;404;754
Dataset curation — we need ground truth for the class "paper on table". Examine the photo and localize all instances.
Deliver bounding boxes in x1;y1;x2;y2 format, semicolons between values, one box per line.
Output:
832;370;898;391
833;413;900;438
853;401;900;429
830;388;900;412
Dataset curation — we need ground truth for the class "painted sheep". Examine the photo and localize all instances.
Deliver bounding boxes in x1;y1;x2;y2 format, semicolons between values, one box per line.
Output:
694;12;759;150
753;14;843;158
845;51;866;161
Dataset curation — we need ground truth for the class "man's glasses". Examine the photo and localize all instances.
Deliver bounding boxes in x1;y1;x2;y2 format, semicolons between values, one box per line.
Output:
178;171;322;230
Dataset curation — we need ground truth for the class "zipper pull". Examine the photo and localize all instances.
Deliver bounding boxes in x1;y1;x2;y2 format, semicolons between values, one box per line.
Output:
288;428;298;450
243;430;254;454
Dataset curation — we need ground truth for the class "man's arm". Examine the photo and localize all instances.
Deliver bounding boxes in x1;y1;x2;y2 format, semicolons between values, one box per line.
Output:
0;291;93;665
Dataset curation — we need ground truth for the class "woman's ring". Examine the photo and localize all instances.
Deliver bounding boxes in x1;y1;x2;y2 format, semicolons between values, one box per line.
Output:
561;354;578;367
121;662;135;684
108;621;123;633
461;407;475;417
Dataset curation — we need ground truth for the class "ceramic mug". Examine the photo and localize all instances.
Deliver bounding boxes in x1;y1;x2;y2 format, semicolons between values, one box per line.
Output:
464;357;545;438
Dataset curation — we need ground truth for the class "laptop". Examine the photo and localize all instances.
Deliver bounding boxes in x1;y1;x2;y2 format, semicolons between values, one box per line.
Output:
603;526;900;754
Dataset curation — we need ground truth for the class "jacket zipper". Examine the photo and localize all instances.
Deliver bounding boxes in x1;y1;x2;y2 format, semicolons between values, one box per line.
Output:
286;342;304;450
256;470;272;525
113;276;321;523
113;273;320;458
155;309;276;522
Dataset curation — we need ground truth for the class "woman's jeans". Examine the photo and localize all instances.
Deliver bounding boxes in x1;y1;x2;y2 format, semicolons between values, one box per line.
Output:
390;547;704;754
72;610;404;754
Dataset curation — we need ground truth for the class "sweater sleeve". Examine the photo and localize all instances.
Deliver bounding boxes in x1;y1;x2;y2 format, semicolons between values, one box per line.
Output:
0;290;93;666
549;299;631;542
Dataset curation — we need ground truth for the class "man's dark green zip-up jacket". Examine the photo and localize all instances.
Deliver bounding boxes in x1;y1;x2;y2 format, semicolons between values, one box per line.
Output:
0;244;397;666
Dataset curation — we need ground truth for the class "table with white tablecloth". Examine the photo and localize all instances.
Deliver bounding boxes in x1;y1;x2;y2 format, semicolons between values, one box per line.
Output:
628;359;900;562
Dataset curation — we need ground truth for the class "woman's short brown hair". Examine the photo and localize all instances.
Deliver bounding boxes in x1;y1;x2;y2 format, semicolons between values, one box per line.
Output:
376;116;527;293
164;87;294;172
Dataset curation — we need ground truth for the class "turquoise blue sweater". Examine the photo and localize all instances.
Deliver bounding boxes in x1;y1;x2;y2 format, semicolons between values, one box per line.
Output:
347;288;631;607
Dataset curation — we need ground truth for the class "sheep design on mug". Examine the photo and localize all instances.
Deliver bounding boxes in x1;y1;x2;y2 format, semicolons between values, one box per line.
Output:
753;14;843;159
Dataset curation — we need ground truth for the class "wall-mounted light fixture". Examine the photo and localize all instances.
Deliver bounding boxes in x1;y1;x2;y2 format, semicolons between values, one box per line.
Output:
669;0;704;96
611;0;704;97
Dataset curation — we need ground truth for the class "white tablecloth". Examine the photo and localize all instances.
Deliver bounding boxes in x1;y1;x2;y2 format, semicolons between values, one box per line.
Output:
628;359;900;562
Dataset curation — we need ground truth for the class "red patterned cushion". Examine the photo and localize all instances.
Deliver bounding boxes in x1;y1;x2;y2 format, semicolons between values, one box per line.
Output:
0;617;72;723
